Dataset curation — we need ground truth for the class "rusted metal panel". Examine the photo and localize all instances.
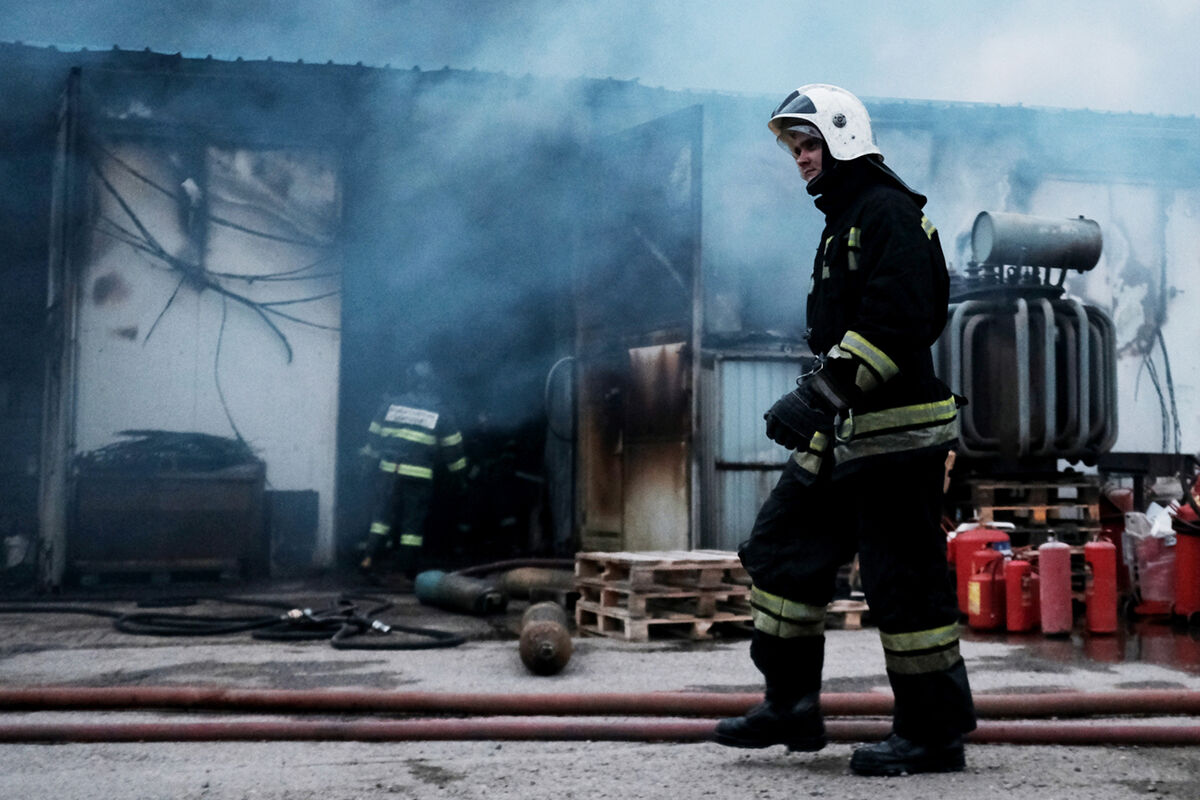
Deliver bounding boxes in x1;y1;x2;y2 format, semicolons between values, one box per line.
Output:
626;344;689;439
623;440;690;552
578;361;625;549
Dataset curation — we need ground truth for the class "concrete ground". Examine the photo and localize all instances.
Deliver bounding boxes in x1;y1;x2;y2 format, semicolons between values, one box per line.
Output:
1;580;1198;800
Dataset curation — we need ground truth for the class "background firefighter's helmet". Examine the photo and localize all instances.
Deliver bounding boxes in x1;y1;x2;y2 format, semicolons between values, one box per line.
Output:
768;84;881;162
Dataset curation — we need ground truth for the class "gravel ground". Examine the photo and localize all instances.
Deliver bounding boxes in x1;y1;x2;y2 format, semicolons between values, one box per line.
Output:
1;586;1198;799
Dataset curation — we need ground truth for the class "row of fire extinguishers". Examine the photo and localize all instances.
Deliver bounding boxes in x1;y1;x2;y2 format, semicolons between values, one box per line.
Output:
949;524;1119;635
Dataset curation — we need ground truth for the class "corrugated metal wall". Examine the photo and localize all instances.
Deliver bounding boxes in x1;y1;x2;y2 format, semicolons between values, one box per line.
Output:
701;355;803;550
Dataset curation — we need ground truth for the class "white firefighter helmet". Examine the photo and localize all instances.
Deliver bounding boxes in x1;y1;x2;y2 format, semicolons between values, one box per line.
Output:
768;84;881;162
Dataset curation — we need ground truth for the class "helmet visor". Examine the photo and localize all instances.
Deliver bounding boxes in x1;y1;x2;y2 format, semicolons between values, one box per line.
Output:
772;90;817;117
775;124;823;152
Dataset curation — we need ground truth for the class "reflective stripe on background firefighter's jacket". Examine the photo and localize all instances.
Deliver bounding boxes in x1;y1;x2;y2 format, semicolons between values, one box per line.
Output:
367;390;468;481
794;169;959;482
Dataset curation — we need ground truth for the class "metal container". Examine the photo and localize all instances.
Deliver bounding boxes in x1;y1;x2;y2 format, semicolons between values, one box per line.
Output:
70;462;266;580
971;212;1103;270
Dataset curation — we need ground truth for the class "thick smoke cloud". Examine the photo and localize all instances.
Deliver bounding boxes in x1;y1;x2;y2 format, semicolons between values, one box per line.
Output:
1;0;1198;116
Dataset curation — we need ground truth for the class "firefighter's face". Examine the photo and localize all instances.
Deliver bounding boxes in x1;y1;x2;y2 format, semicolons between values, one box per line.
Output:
785;133;823;183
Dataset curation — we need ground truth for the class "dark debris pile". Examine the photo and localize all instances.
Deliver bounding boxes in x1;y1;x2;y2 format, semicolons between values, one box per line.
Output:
75;430;260;473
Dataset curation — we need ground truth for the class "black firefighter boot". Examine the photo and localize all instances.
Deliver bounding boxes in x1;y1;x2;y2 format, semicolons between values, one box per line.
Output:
849;735;965;776
714;632;826;752
714;691;825;751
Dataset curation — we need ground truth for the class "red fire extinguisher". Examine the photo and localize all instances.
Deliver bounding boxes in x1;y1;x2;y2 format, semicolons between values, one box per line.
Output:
1005;559;1039;633
1039;536;1073;636
1084;537;1118;634
952;526;1011;615
967;548;1006;631
1174;494;1200;622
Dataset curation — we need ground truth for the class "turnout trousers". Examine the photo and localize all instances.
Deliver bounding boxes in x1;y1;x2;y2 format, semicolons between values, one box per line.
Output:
366;471;434;577
738;451;976;744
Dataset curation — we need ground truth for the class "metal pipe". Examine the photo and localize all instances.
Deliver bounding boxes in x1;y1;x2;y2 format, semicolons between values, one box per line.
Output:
1075;297;1094;455
1034;298;1056;457
1054;308;1079;451
960;314;998;451
1015;297;1031;456
945;300;991;458
6;688;1200;718
1;718;1199;745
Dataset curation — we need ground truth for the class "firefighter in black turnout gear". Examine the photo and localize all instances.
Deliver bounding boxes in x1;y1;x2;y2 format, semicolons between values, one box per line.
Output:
359;361;468;579
715;85;976;776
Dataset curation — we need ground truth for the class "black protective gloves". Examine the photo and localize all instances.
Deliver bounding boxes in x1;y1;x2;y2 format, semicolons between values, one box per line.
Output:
764;380;836;451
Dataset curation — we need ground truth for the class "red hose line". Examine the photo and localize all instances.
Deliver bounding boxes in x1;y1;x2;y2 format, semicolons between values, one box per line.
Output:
5;688;1200;718
1;719;1199;745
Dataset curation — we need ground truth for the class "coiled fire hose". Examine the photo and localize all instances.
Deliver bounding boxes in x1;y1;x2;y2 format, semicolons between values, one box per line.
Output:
0;594;464;650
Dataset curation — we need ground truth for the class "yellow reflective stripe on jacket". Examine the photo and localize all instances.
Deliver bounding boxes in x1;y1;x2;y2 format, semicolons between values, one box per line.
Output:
378;461;434;479
839;330;899;386
921;214;937;240
369;522;390;535
880;623;962;675
371;424;437;446
446;456;468;473
790;430;828;478
846;227;861;271
842;398;958;439
440;432;463;447
833;398;958;467
398;534;424;547
750;586;826;638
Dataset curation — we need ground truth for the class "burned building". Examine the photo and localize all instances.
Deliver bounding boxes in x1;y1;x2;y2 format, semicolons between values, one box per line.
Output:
0;42;1197;587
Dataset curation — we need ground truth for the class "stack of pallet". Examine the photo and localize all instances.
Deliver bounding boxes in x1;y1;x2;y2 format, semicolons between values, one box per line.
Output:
574;550;753;641
970;476;1102;546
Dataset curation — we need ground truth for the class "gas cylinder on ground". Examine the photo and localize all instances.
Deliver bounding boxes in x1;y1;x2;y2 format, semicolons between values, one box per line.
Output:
1174;500;1200;622
1084;537;1118;634
1039;537;1073;636
967;549;1006;631
952;526;1012;616
1005;559;1039;632
518;601;573;675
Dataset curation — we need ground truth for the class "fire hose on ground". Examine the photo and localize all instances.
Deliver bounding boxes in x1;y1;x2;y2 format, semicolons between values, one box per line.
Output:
2;688;1200;745
0;594;465;650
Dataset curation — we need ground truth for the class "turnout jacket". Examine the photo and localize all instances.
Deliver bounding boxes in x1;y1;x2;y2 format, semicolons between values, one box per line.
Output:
798;159;958;480
367;391;468;480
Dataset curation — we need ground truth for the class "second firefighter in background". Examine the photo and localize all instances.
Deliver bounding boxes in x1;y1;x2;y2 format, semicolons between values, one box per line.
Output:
359;361;468;578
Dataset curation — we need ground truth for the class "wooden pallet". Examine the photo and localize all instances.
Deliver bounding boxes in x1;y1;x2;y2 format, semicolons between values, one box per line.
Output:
575;601;751;641
574;551;752;641
969;478;1101;545
575;550;749;589
576;579;750;618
